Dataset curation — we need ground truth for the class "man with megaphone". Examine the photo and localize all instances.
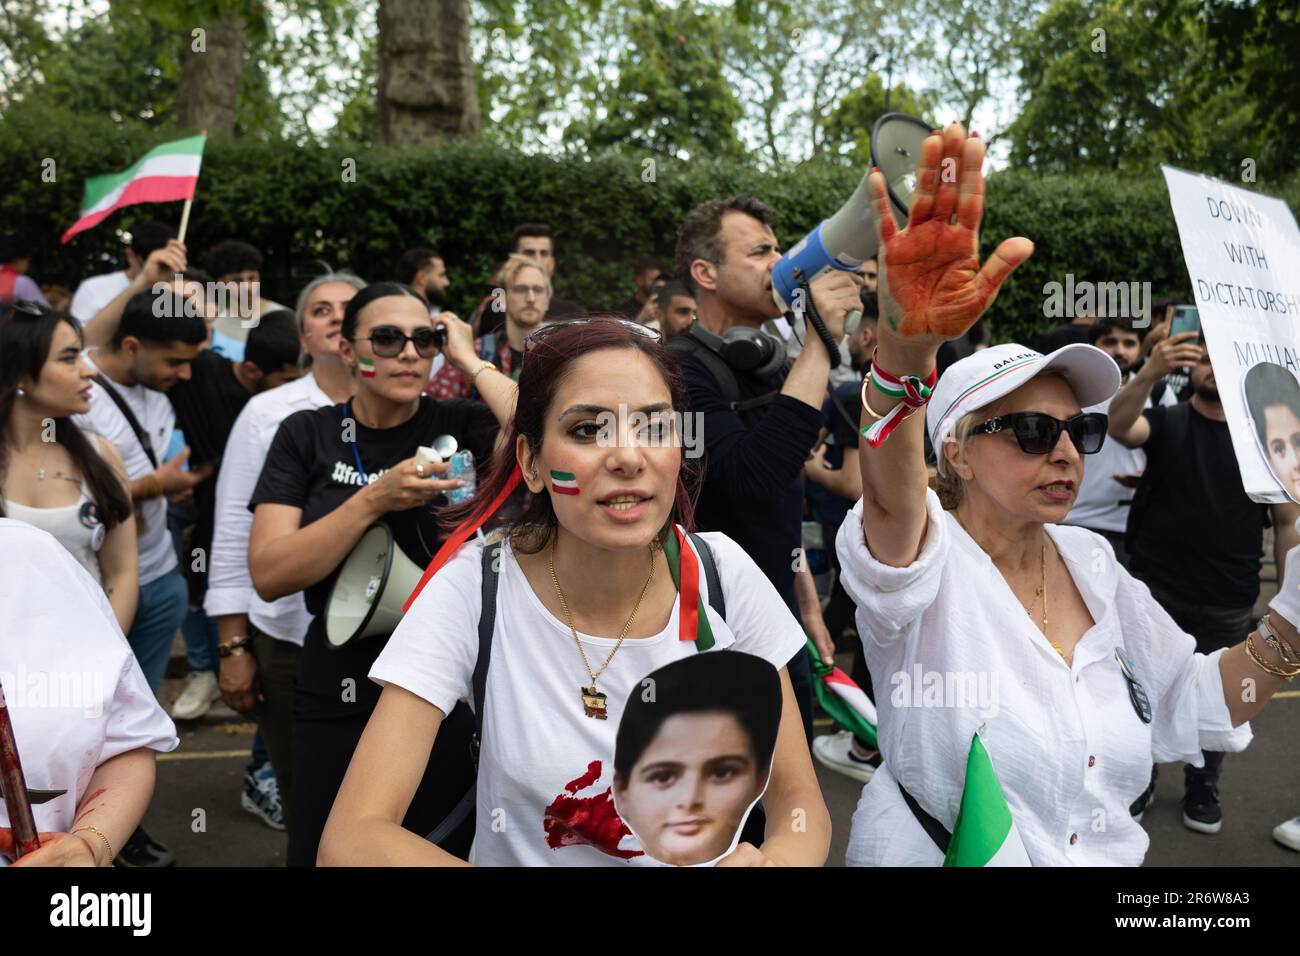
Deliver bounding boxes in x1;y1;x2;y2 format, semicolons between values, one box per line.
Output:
670;196;865;741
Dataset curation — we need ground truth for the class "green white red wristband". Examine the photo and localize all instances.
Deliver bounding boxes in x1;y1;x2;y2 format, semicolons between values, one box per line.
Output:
860;351;938;448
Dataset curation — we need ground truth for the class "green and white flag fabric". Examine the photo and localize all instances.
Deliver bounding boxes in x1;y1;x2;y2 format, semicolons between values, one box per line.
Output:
62;135;206;244
943;731;1031;867
806;638;877;748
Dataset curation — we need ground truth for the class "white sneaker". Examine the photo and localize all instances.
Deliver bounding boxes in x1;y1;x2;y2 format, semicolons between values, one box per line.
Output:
1273;816;1300;852
813;730;880;784
170;670;220;720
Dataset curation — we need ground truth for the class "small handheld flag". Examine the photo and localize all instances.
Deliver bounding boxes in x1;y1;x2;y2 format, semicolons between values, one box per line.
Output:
807;639;877;749
61;135;206;244
944;731;1031;867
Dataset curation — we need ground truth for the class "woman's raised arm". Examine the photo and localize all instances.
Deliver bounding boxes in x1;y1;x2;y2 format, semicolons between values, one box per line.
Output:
857;123;1033;567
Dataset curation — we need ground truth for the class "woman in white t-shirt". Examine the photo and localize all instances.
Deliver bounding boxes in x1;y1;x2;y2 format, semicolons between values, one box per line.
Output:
0;301;138;632
320;318;829;866
837;122;1300;866
0;518;177;866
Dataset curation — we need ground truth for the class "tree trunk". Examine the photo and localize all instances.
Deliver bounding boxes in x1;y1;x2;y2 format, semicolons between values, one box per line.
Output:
175;11;245;135
377;0;481;146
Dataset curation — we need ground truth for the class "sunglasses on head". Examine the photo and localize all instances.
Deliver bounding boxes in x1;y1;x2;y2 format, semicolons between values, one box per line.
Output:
1;298;46;321
973;411;1108;455
523;318;661;353
357;325;440;358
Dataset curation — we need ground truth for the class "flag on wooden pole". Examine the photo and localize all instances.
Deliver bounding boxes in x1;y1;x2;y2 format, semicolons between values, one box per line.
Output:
61;135;206;244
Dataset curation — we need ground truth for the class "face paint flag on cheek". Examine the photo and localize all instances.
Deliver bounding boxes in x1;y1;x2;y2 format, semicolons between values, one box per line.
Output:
550;470;580;495
358;356;376;378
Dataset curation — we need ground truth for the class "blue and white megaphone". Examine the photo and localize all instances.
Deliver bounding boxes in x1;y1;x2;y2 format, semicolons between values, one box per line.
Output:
771;112;931;335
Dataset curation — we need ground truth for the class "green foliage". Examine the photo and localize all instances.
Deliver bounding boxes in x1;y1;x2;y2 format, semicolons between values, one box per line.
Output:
577;3;745;160
823;73;940;166
6;121;1298;347
1007;0;1297;178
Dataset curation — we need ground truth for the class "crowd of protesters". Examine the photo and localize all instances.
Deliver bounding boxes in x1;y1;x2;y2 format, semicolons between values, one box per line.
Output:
2;122;1299;867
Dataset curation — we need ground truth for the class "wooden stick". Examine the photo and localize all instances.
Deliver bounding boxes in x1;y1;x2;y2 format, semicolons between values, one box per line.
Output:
176;128;206;245
177;198;194;244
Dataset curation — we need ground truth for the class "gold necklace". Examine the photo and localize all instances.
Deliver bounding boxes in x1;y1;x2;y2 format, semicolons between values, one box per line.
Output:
956;513;1069;665
549;538;656;719
13;442;54;480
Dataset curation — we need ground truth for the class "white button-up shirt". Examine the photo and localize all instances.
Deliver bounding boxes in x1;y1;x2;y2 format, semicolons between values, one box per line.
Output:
836;489;1252;866
203;372;332;644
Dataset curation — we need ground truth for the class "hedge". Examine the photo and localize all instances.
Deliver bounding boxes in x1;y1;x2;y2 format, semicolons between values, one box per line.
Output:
5;109;1299;346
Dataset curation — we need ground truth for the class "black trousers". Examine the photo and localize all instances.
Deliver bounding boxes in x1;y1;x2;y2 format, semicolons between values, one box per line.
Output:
1143;579;1254;789
287;691;477;866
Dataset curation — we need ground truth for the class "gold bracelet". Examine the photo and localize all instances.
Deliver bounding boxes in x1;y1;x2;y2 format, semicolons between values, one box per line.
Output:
858;377;895;422
1245;630;1300;680
71;825;114;865
1259;614;1300;667
470;361;497;384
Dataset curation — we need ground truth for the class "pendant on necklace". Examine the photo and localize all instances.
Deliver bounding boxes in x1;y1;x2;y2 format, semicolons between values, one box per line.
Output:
580;685;608;719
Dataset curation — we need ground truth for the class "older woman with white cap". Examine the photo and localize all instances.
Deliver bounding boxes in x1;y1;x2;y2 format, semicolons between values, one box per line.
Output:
835;122;1300;866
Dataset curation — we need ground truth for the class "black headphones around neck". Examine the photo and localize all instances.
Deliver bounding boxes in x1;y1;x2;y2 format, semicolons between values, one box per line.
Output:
683;320;787;378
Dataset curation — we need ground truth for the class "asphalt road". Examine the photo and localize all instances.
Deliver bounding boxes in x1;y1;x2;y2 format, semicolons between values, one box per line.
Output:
145;675;1299;868
144;533;1298;867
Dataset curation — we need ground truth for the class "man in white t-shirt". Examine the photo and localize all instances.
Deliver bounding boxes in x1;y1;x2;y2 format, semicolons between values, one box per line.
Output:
1065;317;1176;565
71;286;209;868
69;220;176;326
75;289;211;692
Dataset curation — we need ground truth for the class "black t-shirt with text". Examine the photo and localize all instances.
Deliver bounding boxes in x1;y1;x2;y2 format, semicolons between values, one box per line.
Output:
1127;402;1268;608
249;395;498;707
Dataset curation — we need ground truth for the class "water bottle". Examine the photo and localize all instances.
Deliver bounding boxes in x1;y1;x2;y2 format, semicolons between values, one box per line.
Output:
445;449;476;505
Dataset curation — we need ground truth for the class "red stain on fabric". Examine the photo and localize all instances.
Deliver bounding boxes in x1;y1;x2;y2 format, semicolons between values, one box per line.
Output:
543;760;642;860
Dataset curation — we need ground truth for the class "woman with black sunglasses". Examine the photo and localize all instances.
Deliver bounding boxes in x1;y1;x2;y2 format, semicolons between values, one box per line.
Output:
246;282;517;865
834;123;1300;866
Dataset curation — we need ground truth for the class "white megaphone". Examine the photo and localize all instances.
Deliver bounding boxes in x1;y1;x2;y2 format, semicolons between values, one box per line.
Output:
324;523;424;649
771;112;932;335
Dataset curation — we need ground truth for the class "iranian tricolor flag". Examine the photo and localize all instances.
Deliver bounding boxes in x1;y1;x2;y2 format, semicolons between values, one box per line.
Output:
61;135;206;244
944;732;1031;867
807;639;877;748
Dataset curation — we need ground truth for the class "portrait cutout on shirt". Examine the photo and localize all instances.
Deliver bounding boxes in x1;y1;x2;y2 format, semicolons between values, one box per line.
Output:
612;651;781;866
1243;361;1300;505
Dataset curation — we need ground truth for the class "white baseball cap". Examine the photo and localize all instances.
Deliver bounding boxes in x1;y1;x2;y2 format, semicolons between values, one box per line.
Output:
926;342;1122;455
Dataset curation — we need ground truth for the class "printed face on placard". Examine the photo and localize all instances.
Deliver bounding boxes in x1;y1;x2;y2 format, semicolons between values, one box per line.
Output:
612;651;781;866
1244;362;1300;504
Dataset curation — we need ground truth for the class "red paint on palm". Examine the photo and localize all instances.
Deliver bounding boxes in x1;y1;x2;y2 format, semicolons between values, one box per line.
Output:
542;760;643;860
870;126;1033;347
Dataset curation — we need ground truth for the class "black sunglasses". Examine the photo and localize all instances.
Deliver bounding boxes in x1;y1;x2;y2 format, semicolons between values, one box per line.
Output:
357;325;439;358
973;411;1108;455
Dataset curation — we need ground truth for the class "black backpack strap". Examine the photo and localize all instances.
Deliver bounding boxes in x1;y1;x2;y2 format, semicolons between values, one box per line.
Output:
471;541;499;747
425;541;498;846
668;333;742;411
897;778;951;855
93;373;159;469
687;532;725;620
